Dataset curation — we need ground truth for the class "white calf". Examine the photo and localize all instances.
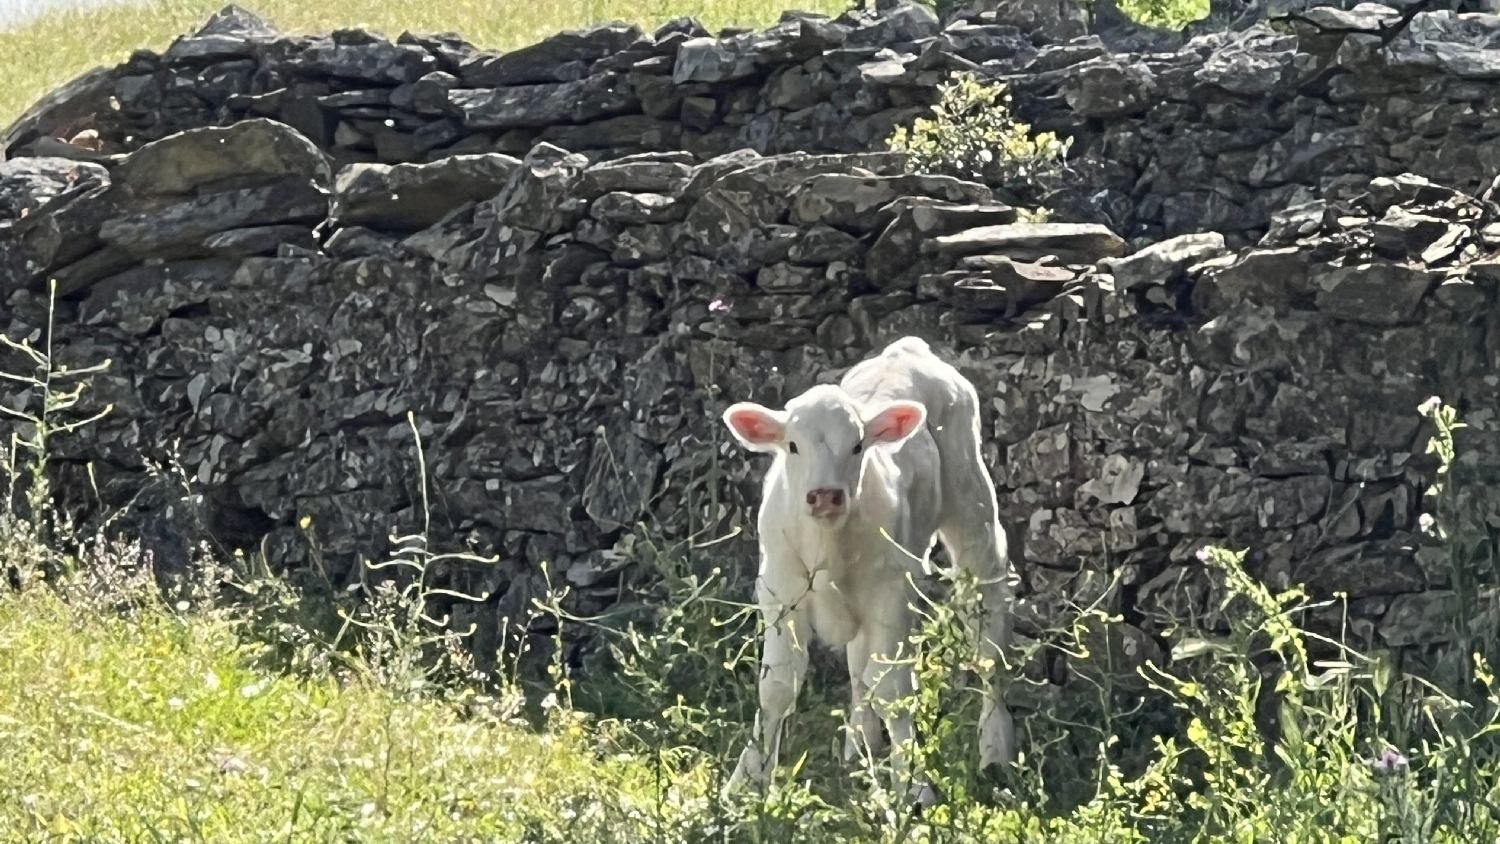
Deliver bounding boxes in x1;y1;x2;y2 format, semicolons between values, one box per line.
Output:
721;336;1014;804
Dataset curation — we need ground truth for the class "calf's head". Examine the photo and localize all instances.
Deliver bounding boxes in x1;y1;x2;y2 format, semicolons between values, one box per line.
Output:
722;384;927;525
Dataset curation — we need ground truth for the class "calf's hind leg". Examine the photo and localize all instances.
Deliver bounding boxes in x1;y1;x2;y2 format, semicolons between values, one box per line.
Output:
863;581;937;806
937;474;1016;771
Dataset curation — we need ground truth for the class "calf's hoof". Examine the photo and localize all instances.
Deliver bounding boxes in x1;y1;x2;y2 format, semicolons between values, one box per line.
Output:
908;780;940;813
978;701;1015;770
843;710;885;762
727;745;770;793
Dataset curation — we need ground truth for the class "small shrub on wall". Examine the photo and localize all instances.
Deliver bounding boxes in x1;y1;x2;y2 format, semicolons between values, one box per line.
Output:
887;70;1072;194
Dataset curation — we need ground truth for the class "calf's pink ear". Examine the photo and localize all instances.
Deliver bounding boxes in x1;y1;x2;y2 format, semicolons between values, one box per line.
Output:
723;402;787;452
865;401;927;445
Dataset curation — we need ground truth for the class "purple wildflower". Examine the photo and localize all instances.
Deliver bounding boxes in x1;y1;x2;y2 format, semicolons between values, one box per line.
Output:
1372;748;1409;774
1195;546;1213;564
709;298;729;313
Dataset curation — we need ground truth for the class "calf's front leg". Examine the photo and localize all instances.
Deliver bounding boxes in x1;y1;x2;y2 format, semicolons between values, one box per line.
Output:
844;631;885;762
729;601;811;791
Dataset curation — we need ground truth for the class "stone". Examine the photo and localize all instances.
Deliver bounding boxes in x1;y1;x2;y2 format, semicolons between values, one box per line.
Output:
536;115;682;151
289;37;439;84
202;224;316;257
930;222;1128;264
1368;208;1462;261
1194;28;1300;96
843;1;940;48
1191;247;1311;316
986;0;1087;43
1379;591;1465;647
589;192;684;225
396;31;476;74
162;4;280;62
766;64;840;111
488;142;590;234
1294;4;1396;33
575;156;693;197
99;179;328;258
940;21;1038;62
1061;57;1159;118
410;72;460;114
459;23;644;86
790;173;994;230
80;260;240;334
1261;201;1328;247
682;152;901;254
955;255;1076;281
1078;454;1146;506
333;154;521;231
1108;232;1227;291
1311;263;1439;326
2;66;119;159
921;268;1072;316
866;201;1020;286
449;74;639;129
8;135;115;164
113;119;332;198
1293;541;1426;600
1384;22;1500;79
1145;466;1329;535
790;225;864;264
581;428;663;531
34;252;138;302
672;20;832;84
0;157;109;222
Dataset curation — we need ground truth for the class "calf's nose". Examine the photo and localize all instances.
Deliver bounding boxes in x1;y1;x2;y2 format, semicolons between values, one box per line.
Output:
806;488;846;516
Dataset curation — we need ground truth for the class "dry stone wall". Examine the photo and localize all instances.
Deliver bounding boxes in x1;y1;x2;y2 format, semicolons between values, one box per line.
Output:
16;0;1500;247
3;1;1500;682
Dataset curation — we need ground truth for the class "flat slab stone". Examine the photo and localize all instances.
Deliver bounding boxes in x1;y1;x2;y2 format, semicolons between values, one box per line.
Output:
114;118;331;197
333;153;521;231
930;222;1128;264
448;74;639;129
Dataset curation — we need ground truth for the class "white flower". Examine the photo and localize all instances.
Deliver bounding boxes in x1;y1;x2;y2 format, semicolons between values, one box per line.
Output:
1418;396;1443;415
1419;513;1436;535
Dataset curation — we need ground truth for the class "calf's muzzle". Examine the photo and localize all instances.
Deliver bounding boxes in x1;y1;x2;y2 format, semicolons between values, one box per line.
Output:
806;488;846;518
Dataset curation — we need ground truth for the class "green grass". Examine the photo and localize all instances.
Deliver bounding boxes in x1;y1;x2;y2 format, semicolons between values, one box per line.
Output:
6;538;1500;844
0;0;853;130
0;583;716;842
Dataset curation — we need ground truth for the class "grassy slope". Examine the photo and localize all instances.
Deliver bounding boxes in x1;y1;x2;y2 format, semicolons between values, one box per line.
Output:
0;587;711;842
0;0;851;128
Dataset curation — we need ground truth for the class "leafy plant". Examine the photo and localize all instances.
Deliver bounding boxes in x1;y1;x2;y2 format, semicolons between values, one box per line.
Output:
1116;0;1208;31
887;71;1072;193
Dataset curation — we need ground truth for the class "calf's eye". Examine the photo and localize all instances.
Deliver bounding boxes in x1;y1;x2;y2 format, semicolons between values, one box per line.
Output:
851;443;863;455
788;442;799;455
